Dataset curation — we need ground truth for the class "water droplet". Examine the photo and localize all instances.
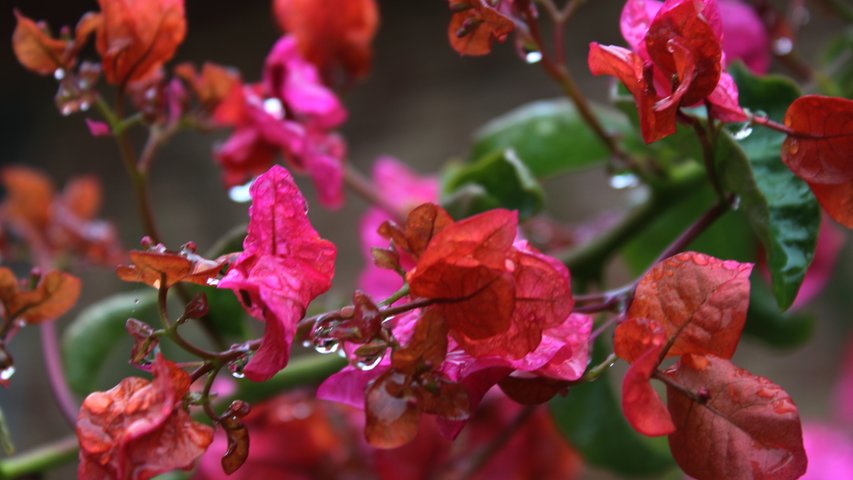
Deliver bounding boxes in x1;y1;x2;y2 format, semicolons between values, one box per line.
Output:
772;37;793;56
14;319;27;328
609;172;640;190
731;196;742;210
525;50;543;64
60;104;74;116
314;338;340;355
263;97;285;119
788;138;799;155
79;101;90;112
54;69;66;81
0;366;15;382
301;340;311;348
205;278;219;287
337;348;347;358
230;370;245;379
355;355;383;371
228;179;255;203
145;87;157;101
732;123;753;140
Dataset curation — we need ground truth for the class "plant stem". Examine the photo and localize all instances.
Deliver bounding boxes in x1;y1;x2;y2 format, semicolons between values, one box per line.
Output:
227;354;346;405
0;435;78;479
343;164;407;223
40;323;78;428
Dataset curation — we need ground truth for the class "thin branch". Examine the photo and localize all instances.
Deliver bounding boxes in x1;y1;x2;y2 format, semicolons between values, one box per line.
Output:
40;323;78;428
0;435;78;479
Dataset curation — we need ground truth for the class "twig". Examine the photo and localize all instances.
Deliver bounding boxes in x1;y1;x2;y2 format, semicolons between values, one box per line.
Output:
40;323;78;428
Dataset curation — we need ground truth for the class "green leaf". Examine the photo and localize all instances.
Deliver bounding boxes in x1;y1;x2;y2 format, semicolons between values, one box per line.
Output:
622;183;757;275
0;407;13;455
744;276;814;348
61;290;157;395
549;340;674;475
470;99;637;177
442;149;544;220
722;64;820;310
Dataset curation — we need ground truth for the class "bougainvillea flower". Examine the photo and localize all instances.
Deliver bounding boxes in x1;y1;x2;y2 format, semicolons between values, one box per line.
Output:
621;0;770;74
447;0;516;56
592;0;747;143
0;267;80;325
174;62;242;119
12;10;101;76
116;243;233;289
0;167;123;266
273;0;379;85
219;165;336;381
614;251;753;362
95;0;186;85
215;36;348;208
359;157;439;299
408;210;574;359
801;423;853;479
77;354;213;479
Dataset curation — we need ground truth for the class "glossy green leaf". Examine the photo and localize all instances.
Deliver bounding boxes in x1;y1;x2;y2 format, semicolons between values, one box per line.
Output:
470;99;639;177
744;276;814;348
722;64;820;310
549;339;674;475
61;290;157;395
442;149;544;220
622;183;757;275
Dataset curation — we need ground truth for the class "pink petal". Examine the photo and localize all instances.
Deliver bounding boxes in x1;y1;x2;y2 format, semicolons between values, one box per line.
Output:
707;71;747;122
719;0;771;74
219;165;336;380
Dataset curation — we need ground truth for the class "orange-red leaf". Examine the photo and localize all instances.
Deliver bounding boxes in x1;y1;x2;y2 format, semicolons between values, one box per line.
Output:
782;95;853;185
0;268;81;324
0;166;54;231
116;246;229;289
809;180;853;228
614;252;753;363
273;0;378;83
447;0;515;56
665;354;807;480
621;323;675;436
174;62;241;111
408;209;517;340
76;355;214;479
12;10;69;75
95;0;187;85
391;308;448;375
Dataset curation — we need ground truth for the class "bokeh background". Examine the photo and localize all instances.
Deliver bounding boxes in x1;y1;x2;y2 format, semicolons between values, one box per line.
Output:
0;1;850;478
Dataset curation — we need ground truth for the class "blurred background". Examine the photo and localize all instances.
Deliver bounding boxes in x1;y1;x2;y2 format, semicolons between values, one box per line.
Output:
0;0;850;478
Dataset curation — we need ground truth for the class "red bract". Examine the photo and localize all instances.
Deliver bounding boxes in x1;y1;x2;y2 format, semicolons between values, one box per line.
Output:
12;10;101;76
665;354;807;480
591;0;746;143
76;355;214;480
174;62;242;118
215;36;348;208
620;322;675;436
95;0;186;86
0;167;123;266
447;0;515;56
614;252;753;362
116;243;232;289
781;95;853;227
219;165;336;381
0;267;80;324
407;208;574;359
273;0;379;85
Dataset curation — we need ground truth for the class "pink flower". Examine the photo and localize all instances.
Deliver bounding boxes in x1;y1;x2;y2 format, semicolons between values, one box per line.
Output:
215;36;347;208
621;0;770;73
357;157;439;299
802;423;853;479
219;165;336;381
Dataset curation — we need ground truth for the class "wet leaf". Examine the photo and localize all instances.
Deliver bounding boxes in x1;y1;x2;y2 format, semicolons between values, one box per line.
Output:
365;371;419;449
614;252;753;362
12;10;69;75
447;0;514;56
621;324;674;436
0;269;81;324
724;65;820;310
665;354;807;480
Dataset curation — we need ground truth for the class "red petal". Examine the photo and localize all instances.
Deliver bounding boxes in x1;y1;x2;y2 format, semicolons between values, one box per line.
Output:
621;325;675;436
